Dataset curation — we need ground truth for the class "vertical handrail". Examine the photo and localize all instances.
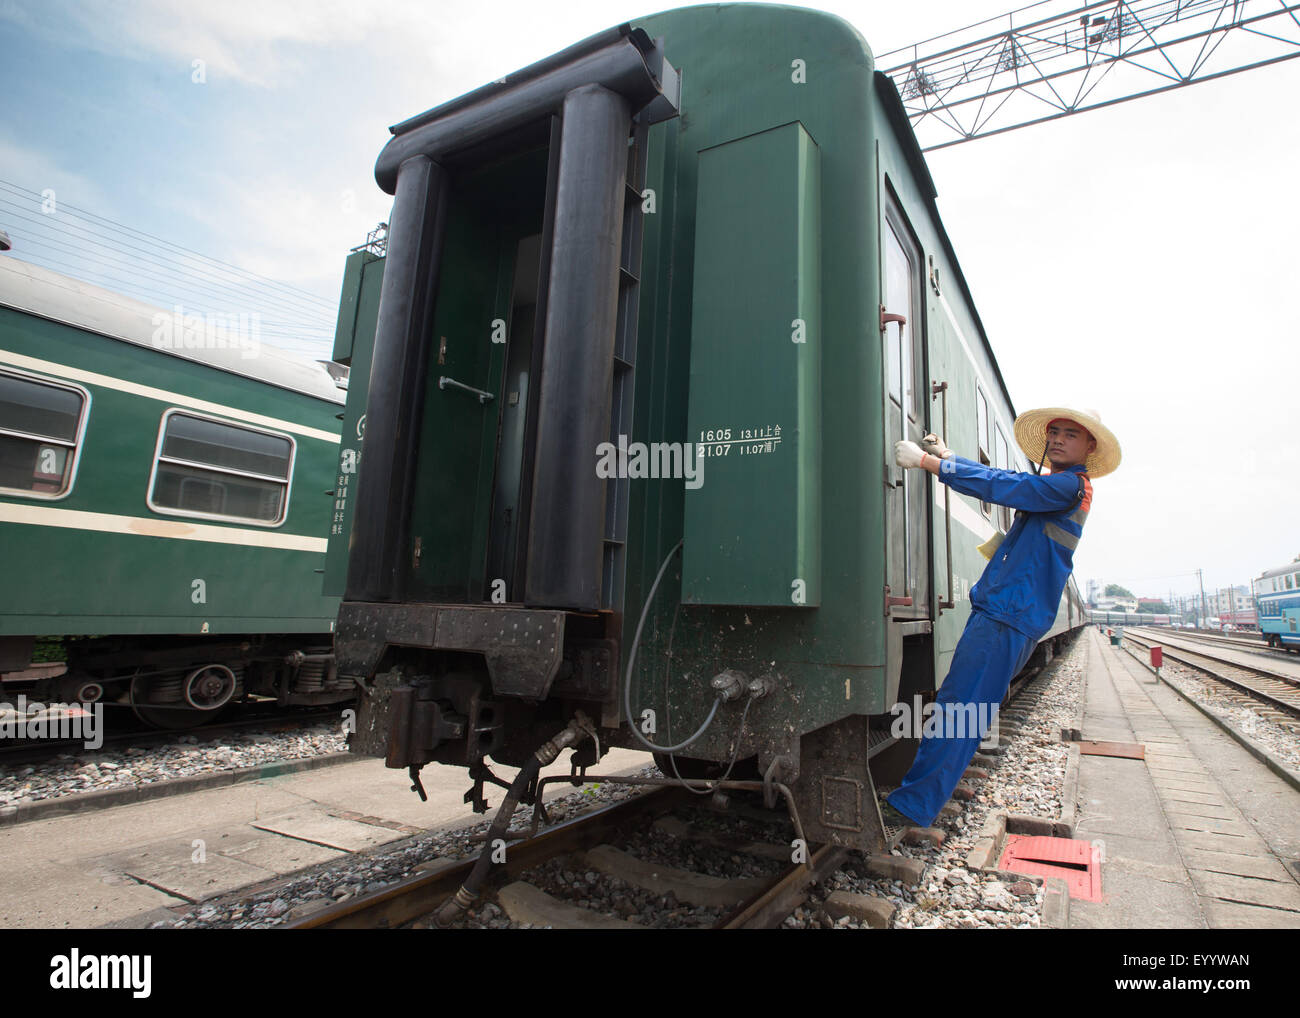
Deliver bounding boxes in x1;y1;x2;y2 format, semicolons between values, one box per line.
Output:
933;380;954;610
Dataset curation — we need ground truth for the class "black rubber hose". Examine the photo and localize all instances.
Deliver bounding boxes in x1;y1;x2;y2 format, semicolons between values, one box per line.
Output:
434;716;589;926
433;754;542;927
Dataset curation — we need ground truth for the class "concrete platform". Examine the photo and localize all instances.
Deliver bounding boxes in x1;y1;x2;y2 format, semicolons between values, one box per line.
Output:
0;747;651;928
1067;629;1300;928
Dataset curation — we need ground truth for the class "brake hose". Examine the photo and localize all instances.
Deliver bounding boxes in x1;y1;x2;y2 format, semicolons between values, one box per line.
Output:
621;539;723;753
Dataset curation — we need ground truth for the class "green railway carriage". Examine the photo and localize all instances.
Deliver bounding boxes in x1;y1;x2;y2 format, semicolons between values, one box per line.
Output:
0;256;353;726
335;3;1084;850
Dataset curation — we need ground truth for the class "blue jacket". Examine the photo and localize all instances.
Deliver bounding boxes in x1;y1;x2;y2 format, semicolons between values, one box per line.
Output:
938;456;1092;640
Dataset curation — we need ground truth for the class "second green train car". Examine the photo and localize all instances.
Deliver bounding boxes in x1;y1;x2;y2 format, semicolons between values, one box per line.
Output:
0;256;353;727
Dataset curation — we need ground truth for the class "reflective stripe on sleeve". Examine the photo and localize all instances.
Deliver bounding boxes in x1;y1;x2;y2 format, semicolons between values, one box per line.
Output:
1044;521;1080;551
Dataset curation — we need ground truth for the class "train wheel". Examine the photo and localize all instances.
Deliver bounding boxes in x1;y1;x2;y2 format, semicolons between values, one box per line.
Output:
129;670;229;730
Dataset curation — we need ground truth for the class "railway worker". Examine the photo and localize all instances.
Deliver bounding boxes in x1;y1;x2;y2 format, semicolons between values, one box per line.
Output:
882;407;1121;831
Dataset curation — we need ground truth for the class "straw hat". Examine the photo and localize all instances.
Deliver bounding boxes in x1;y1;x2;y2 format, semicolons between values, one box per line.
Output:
1013;406;1121;478
976;532;1004;560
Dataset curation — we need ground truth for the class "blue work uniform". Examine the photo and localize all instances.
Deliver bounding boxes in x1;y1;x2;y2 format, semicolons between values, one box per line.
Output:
887;456;1092;828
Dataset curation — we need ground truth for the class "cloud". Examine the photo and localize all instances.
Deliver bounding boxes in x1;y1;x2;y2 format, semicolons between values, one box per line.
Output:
160;167;390;288
0;129;117;216
2;0;409;87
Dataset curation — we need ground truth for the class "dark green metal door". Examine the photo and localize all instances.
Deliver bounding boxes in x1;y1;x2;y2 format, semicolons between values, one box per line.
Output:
881;196;930;622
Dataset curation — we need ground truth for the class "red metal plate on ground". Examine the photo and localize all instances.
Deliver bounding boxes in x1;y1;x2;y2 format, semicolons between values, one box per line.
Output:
1076;740;1145;759
998;834;1103;901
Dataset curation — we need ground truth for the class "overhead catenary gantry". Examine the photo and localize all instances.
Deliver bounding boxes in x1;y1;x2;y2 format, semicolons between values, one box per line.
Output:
880;0;1300;150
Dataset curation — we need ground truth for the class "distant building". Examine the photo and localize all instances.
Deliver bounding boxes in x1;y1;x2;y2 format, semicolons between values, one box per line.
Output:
1209;586;1252;615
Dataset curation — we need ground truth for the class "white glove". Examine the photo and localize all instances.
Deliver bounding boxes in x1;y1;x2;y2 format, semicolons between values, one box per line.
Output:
920;433;953;459
895;440;925;469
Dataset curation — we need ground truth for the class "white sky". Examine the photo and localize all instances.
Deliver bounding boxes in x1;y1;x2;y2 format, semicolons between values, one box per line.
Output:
1;0;1296;602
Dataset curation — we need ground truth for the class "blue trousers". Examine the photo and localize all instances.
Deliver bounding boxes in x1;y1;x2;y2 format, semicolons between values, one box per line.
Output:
886;611;1037;828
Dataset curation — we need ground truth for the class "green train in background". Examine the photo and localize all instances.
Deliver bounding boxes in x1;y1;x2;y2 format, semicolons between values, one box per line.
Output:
0;255;354;728
331;3;1086;850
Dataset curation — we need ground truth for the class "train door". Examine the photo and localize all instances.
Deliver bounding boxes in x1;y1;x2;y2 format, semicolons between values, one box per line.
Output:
881;194;931;622
401;142;550;605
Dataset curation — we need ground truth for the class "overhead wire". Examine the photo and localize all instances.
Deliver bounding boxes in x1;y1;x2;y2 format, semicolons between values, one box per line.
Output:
0;180;335;313
0;182;339;359
0;204;334;334
4;248;331;357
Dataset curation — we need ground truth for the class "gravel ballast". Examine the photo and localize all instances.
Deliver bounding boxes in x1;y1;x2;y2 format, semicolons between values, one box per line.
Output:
795;634;1088;930
156;769;663;929
0;722;348;808
148;636;1089;930
1152;659;1300;770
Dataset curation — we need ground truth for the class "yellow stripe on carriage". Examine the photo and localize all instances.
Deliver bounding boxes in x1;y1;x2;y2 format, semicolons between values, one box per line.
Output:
0;502;329;552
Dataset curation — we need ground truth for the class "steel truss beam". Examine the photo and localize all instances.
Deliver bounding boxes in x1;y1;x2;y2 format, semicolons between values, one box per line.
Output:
880;0;1300;150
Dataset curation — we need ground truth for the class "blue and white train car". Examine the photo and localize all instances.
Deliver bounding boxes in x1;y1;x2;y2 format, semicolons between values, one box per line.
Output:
1253;560;1300;651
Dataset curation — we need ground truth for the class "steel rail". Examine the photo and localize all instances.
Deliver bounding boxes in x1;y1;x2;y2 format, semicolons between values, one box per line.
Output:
1130;625;1295;658
286;628;1084;930
719;843;850;929
1123;632;1300;718
285;786;684;929
1126;628;1300;687
286;779;847;931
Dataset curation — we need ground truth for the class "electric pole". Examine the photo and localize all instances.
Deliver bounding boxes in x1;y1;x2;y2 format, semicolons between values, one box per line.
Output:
1197;568;1207;629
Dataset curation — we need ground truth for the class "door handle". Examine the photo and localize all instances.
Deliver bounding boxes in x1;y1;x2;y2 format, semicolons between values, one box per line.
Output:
439;376;495;404
881;305;908;487
880;307;907;332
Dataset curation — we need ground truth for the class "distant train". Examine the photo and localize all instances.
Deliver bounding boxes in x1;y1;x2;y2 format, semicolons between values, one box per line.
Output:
0;256;354;727
333;4;1087;854
1088;611;1173;627
1254;559;1300;650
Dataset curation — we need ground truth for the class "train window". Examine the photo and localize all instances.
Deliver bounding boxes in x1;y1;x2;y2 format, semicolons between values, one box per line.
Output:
0;368;89;499
883;219;917;415
148;410;294;526
994;426;1010;531
1288;575;1294;590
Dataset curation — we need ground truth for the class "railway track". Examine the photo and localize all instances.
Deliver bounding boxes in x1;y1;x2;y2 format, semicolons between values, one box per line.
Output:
1137;626;1298;658
285;782;857;930
285;635;1073;931
1123;631;1300;723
